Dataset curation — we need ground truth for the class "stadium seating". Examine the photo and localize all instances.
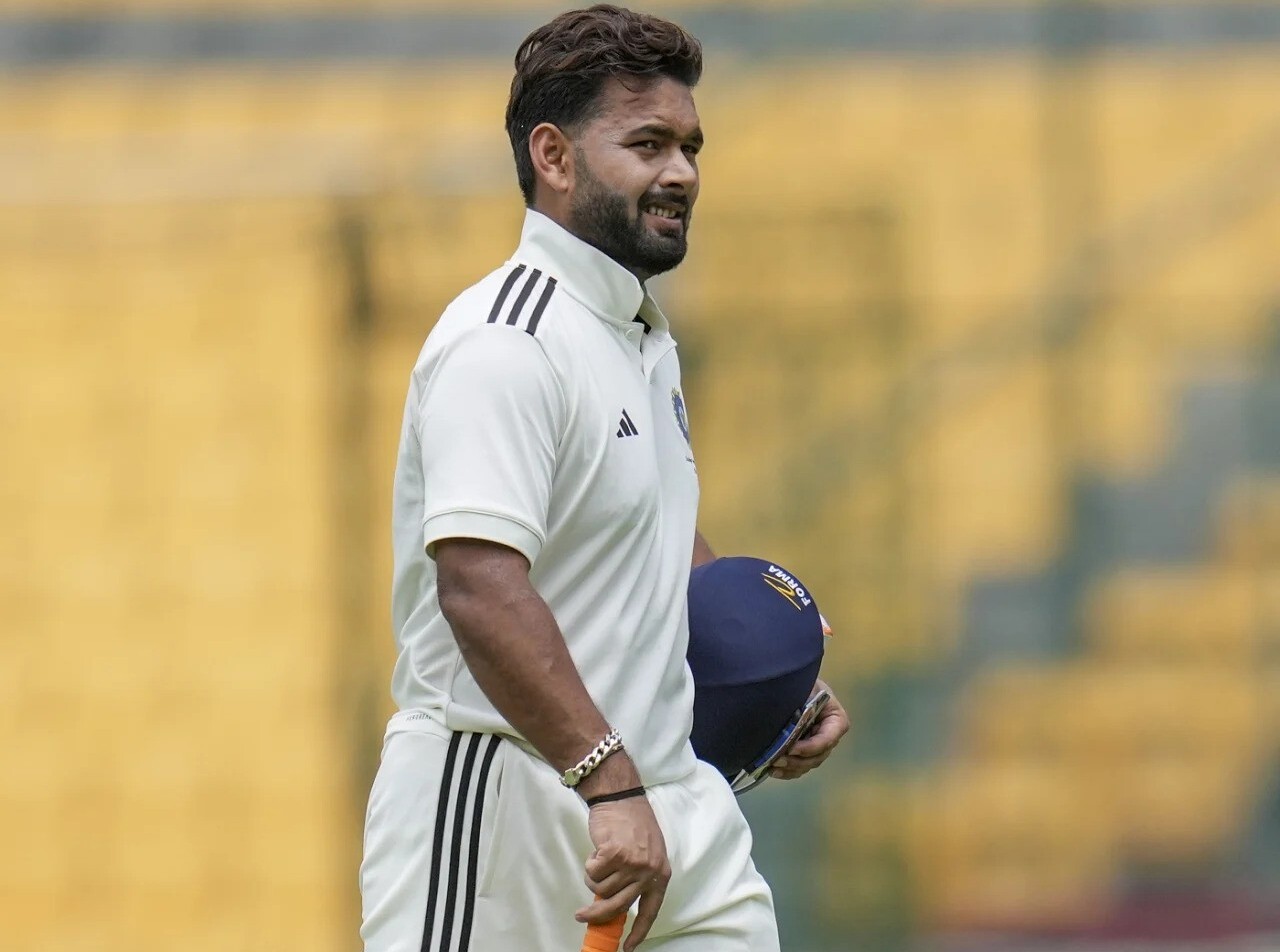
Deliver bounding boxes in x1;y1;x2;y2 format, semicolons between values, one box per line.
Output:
959;665;1097;765
7;46;1280;948
1104;666;1268;866
1217;478;1280;564
1;196;352;951
908;762;1118;931
958;663;1268;859
1086;568;1264;665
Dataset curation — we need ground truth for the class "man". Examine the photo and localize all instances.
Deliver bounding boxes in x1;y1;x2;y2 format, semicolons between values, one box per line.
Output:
360;6;849;951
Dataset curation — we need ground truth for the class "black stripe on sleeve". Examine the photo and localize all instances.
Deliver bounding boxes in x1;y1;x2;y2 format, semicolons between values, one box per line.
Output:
504;268;543;326
457;735;503;952
437;733;483;951
420;732;464;952
523;276;557;337
486;265;526;324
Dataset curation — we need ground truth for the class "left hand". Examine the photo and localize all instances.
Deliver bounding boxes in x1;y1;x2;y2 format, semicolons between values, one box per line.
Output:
768;679;849;781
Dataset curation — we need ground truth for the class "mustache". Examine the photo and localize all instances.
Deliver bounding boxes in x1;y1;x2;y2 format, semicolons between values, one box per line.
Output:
639;191;690;212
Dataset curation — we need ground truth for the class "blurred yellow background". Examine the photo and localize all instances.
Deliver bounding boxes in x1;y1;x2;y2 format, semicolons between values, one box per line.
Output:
4;2;1280;950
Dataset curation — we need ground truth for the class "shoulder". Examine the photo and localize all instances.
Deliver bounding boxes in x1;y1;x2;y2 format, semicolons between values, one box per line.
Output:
420;249;636;383
432;262;564;342
417;261;589;380
410;273;569;410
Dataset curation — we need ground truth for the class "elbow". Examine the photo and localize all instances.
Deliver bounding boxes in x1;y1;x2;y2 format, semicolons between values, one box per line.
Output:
437;575;481;642
439;584;490;665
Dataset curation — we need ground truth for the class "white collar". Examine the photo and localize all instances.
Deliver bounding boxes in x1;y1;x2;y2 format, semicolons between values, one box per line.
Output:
512;209;671;337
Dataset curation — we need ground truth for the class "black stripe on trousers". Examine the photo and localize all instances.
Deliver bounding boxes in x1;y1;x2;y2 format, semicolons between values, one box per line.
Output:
437;734;482;949
457;736;502;951
420;733;503;952
420;733;462;952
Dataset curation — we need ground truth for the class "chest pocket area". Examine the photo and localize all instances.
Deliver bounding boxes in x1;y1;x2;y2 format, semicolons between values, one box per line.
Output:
548;341;663;536
592;398;661;523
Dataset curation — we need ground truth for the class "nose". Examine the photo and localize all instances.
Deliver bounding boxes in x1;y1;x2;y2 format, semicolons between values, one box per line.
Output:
658;148;698;195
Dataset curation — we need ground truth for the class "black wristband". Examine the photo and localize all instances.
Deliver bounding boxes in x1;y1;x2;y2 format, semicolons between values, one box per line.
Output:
585;785;646;808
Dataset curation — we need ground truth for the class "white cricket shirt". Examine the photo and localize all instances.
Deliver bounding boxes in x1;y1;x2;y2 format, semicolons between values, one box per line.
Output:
388;209;701;786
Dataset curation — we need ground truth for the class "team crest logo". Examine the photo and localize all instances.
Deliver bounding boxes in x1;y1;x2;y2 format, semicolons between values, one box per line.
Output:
761;564;813;612
671;388;691;445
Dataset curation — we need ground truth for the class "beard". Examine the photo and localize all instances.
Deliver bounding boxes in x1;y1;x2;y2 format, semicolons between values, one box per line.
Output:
569;152;691;279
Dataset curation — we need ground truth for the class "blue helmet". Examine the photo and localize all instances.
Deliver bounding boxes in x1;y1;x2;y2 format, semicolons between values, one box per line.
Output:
686;557;828;794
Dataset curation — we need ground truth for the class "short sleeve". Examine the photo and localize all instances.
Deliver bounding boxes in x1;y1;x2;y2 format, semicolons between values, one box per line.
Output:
416;325;566;565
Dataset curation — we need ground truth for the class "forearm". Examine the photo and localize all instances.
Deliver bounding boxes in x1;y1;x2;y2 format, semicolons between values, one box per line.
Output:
440;573;641;798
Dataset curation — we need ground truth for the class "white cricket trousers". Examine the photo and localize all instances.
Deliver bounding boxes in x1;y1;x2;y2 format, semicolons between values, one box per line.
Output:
360;714;780;952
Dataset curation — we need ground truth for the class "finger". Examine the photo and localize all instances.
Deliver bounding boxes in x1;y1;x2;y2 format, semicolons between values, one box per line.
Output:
797;748;835;769
584;847;622;883
787;733;834;755
769;761;818;780
784;735;830;759
584;868;635;900
787;711;849;758
809;702;850;739
576;881;643;924
770;744;836;775
771;754;814;771
622;878;668;952
782;740;833;765
776;743;836;772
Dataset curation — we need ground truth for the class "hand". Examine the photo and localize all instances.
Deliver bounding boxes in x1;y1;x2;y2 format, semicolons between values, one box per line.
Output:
575;796;671;952
769;679;849;781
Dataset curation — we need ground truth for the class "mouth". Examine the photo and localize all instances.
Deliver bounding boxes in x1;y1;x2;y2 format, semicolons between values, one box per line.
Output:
641;201;686;231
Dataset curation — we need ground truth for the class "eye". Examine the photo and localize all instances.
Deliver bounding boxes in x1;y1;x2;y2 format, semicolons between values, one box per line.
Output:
682;144;701;158
633;140;660;152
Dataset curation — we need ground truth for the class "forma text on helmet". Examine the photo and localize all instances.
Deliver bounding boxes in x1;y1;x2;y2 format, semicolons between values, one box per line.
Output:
765;565;813;608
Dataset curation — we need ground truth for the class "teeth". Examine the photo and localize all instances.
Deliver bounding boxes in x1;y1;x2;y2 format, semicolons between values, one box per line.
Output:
645;206;679;219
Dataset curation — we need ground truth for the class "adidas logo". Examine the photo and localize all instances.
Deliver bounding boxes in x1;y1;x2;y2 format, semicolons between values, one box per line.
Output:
616;409;639;439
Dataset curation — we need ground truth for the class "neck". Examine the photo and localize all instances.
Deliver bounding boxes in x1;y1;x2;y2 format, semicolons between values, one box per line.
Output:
528;201;649;285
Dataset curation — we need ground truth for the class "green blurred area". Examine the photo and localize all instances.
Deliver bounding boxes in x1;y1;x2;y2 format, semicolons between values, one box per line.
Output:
4;4;1280;951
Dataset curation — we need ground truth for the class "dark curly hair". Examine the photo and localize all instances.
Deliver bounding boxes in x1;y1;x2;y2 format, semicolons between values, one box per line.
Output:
506;4;703;205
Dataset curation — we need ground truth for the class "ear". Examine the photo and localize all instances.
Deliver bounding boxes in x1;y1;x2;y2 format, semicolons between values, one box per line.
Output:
529;122;574;197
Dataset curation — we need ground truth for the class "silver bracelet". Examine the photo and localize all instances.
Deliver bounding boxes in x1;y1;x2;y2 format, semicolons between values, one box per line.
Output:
560;728;624;788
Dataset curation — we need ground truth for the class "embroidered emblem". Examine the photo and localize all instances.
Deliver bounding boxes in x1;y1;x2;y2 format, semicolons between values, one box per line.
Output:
671;388;691;445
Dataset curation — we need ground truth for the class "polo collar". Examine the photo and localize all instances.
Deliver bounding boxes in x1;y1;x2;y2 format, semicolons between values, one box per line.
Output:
513;209;671;337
